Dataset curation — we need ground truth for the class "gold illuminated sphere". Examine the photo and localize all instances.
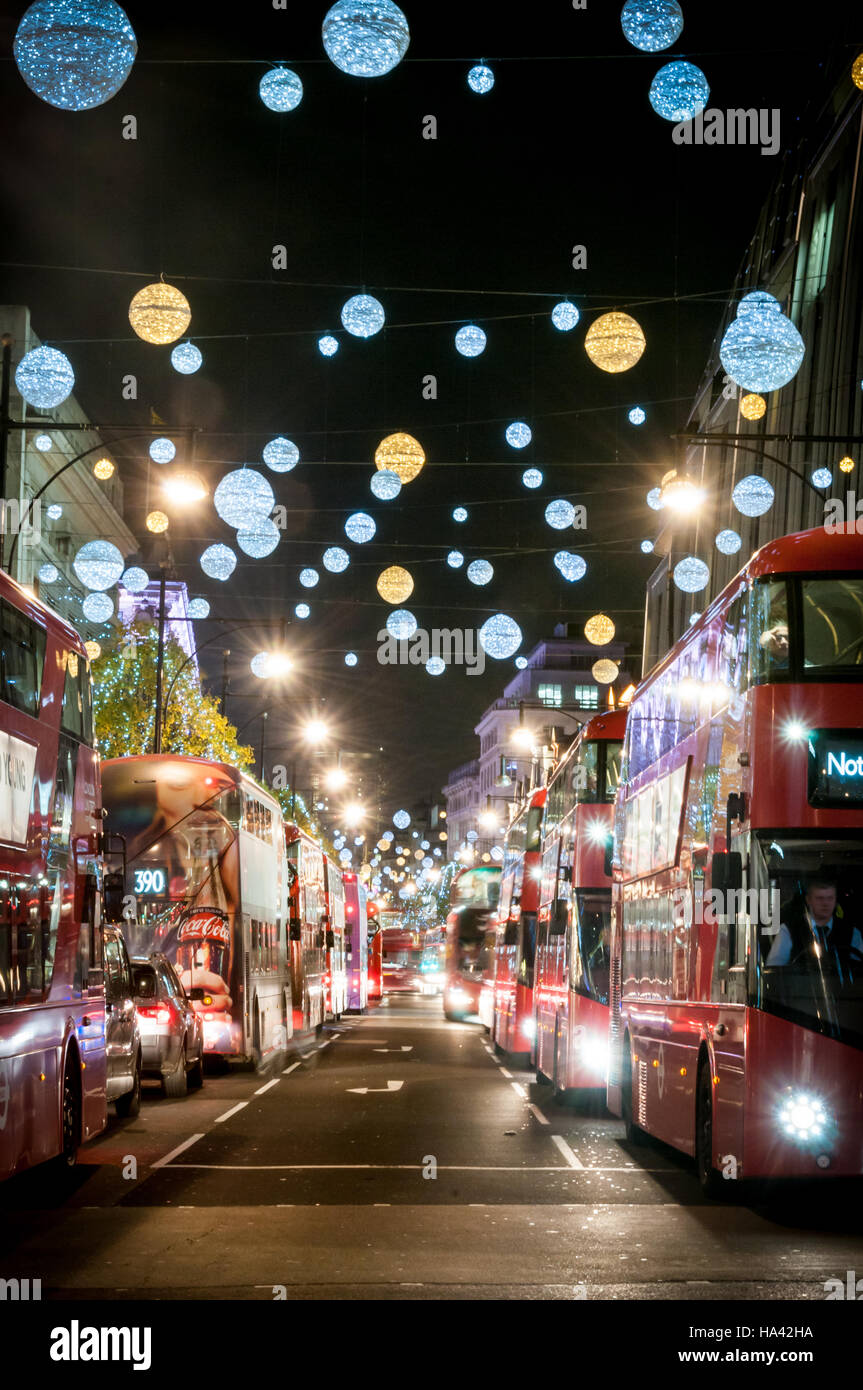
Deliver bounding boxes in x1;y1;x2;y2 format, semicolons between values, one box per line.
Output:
374;432;426;484
146;509;169;533
376;565;414;603
584;613;616;646
839;455;855;473
93;456;115;480
129;282;192;345
592;659;619;685
84;640;101;661
853;54;863;90
584;312;646;374
740;393;766;421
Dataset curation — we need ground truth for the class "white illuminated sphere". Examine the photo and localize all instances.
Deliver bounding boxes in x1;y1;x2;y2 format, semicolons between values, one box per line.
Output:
641;539;654;554
545;499;575;529
393;809;411;830
515;656;528;669
370;469;401;500
522;468;543;489
15;346;74;408
715;529;742;555
732;474;774;517
295;603;310;618
720;292;805;394
34;433;53;452
82;592;113;622
188;597;210;618
318;335;340;356
467;63;494;93
673;556;710;593
171;341;202;374
200;544;237;580
386;609;417;640
299;568;319;588
621;0;683;51
554;551;586;582
453;507;468;522
14;0;137;111
467;559;493;586
323;546;350;573
479;614;522;659
73;539;124;591
345;651;358;666
322;0;410;77
47;503;63;520
551;301;579;332
238;520;281;557
506;421;532;449
262;437;299;472
38;563;59;583
629;406;646;425
120;565;149;591
149;437;175;464
259;66;303;111
447;550;464;568
812;468;832;489
455;324;487;357
345;511;376;543
214;469;274;526
341;293;385;337
646;487;663;511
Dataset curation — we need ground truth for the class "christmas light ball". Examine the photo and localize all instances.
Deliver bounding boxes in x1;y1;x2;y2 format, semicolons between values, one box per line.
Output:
15;346;74;409
299;568;319;588
262;437;299;472
545;499;575;529
251;652;274;679
853;54;863;89
322;0;409;77
386;609;417;640
552;301;579;332
323;546;350;573
628;406;646;426
341;293;385;337
515;656;528;669
38;563;59;584
188;597;210;618
200;543;237;580
640;539;654;554
376;565;413;603
621;0;683;52
73;539;124;591
34;434;53;452
467;559;493;586
259;66;303;111
720;292;805;393
214;469;274;527
689;612;701;626
592;659;619;685
732;474;774;517
839;455;855;474
585;312;646;373
345;511;376;543
740;392;766;421
812;467;833;489
46;503;63;520
393;809;411;830
93;456;115;480
85;640;101;660
120;565;149;591
673;556;710;593
345;651;358;666
505;421;531;449
455;324;487;357
370;469;401;500
646;487;663;510
295;603;310;618
171;341;202;375
318;335;340;356
585;613;615;645
648;60;709;122
375;432;425;483
522;468;543;489
447;550;464;568
82;591;113;623
467;63;494;93
715;529;741;555
149;437;175;464
453;507;468;522
238;520;281;557
14;0;137;111
129;282;191;345
554;551;586;582
479;613;522;659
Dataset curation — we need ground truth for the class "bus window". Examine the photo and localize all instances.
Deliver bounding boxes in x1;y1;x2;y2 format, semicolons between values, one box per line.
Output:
603;742;624;803
571;890;611;1005
61;652;93;742
801;578;863;673
1;603;46;717
752;578;790;683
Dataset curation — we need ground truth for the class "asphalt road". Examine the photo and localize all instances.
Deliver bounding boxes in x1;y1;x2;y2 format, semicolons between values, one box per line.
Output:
1;996;862;1301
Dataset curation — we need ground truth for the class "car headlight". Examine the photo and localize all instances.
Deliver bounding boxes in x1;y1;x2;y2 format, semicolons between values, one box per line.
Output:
778;1092;831;1142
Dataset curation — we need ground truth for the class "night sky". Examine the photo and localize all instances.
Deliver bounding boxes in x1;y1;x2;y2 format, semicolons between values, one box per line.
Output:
0;0;854;812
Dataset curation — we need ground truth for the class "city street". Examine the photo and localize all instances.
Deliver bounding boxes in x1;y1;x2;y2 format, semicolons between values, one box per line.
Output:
2;997;860;1302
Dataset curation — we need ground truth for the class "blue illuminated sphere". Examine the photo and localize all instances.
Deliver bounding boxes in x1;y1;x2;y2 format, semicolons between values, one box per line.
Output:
171;341;202;375
323;546;350;573
720;292;805;393
447;550;464;568
345;651;358;666
467;63;494;93
259;67;303;112
621;0;683;52
188;597;210;618
262;437;299;472
522;468;543;489
386;609;417;640
812;468;833;489
646;487;663;511
648;61;709;122
322;0;410;77
14;0;137;111
455;325;487;357
640;539;654;554
149;437;175;464
393;809;411;830
82;591;114;623
318;335;339;356
344;512;374;544
545;499;574;529
200;544;237;581
453;507;468;522
629;406;646;426
515;656;528;670
732;474;774;518
554;551;587;582
551;301;580;332
295;603;310;618
47;503;63;520
214;469;274;526
341;293;385;337
299;568;319;588
73;539;124;591
426;657;445;676
715;529;741;555
238;520;281;557
38;563;59;583
467;559;493;586
479;614;522;660
370;469;401;500
34;433;53;451
506;421;532;449
121;565;149;591
673;556;710;594
15;346;74;409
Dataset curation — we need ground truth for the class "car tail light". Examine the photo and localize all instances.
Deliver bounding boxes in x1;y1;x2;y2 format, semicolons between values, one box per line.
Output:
137;1004;172;1025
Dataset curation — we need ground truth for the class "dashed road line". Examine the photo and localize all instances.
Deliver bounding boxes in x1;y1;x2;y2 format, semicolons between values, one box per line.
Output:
529;1104;550;1125
214;1101;249;1124
282;1061;301;1075
551;1133;585;1169
151;1134;206;1169
254;1078;281;1096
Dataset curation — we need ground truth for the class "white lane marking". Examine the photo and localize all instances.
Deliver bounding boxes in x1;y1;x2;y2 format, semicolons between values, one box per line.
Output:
282;1062;301;1075
551;1133;585;1169
151;1133;206;1169
529;1104;550;1125
214;1101;249;1124
165;1163;573;1171
500;1067;514;1079
373;1046;413;1052
346;1079;404;1094
318;1039;333;1049
510;1081;527;1098
254;1078;281;1096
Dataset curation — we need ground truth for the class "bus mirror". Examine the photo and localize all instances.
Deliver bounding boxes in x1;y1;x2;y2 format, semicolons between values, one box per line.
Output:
551;899;568;936
103;871;125;923
326;929;335;950
712;851;742;895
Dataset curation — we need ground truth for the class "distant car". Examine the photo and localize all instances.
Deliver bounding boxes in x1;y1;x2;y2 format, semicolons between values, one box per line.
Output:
103;924;143;1117
131;953;204;1098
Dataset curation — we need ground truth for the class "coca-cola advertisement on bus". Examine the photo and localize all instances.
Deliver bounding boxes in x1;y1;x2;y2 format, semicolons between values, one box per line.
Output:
101;756;243;1051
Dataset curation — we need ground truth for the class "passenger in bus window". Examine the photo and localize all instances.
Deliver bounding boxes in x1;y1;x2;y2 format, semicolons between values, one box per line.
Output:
758;622;790;672
766;873;863;967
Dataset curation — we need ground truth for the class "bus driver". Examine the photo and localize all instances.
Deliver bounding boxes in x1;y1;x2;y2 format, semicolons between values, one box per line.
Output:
766;872;863;967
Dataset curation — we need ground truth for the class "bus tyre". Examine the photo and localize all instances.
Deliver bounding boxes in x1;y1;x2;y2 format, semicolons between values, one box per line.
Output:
116;1054;141;1118
696;1061;726;1200
58;1055;80;1171
163;1047;188;1098
621;1042;645;1146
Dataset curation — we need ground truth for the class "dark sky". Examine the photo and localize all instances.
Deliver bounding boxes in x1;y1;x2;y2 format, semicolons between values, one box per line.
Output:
0;0;854;812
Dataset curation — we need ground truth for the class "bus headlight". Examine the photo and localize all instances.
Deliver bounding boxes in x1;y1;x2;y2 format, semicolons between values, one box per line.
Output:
778;1092;831;1142
521;1017;536;1040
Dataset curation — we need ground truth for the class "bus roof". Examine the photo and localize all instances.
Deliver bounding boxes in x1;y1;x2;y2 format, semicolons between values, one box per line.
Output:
101;753;282;814
0;567;88;653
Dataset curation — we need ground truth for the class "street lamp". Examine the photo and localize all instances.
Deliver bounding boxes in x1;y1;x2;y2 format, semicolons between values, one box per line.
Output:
658;469;705;516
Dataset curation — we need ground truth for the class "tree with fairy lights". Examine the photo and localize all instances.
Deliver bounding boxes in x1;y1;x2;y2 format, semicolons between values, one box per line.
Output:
92;618;254;766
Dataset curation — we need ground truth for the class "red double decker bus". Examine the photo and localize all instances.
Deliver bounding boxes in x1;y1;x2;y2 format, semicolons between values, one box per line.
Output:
366;898;382;1003
343;871;368;1012
322;853;347;1020
0;575;106;1181
380;916;424;994
491;787;546;1061
608;526;863;1192
534;710;626;1095
285;823;327;1034
443;865;500;1021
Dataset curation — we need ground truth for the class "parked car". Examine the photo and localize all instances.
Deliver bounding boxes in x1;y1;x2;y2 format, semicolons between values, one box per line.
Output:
131;953;204;1097
103;924;143;1117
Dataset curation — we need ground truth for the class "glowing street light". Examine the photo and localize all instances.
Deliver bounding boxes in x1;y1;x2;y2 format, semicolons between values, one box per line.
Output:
478;810;499;831
162;470;208;504
511;726;536;752
343;802;365;828
325;766;349;792
303;718;330;744
658;469;705;516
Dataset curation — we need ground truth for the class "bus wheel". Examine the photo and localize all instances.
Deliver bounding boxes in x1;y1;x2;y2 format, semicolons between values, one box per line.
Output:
58;1055;80;1170
695;1061;726;1199
621;1040;645;1145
